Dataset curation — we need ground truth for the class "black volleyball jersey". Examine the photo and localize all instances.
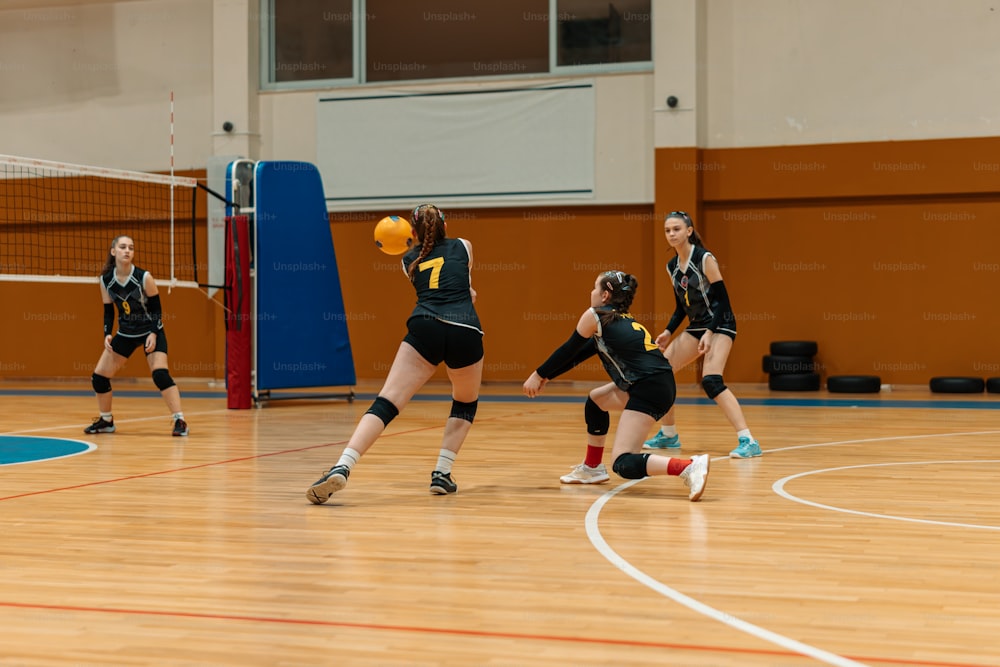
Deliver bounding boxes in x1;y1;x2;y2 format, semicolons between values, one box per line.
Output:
667;245;735;335
403;238;482;333
102;265;162;338
591;306;671;391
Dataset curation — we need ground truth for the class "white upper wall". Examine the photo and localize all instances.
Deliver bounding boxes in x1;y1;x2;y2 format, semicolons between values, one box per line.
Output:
1;0;997;182
0;0;213;171
704;0;1000;147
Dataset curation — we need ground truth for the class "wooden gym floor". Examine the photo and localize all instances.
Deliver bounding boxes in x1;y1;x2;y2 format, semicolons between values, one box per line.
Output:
1;378;999;666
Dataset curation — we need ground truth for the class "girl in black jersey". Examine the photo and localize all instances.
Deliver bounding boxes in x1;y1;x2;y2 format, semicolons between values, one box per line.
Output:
84;235;188;437
307;204;484;503
643;211;761;459
523;271;710;501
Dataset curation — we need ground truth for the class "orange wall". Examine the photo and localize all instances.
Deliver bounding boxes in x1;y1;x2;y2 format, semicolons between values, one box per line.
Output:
328;205;691;386
4;136;1000;386
659;137;1000;385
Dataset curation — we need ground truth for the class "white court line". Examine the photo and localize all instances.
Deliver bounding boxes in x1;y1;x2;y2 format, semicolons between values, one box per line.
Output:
2;408;233;436
585;475;869;667
580;430;1000;665
775;460;1000;531
760;429;1000;455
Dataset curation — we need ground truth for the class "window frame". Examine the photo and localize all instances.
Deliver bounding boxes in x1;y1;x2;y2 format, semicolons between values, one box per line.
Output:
259;0;651;91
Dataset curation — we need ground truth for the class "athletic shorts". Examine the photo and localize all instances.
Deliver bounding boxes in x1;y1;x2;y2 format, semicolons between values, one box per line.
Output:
684;327;737;341
624;370;676;421
111;329;168;358
404;316;484;369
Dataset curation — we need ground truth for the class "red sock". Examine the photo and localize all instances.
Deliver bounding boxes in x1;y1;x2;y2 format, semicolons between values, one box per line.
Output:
666;458;691;476
584;445;604;468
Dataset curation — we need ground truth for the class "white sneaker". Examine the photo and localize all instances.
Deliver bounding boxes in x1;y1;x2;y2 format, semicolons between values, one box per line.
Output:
679;454;710;501
560;463;610;484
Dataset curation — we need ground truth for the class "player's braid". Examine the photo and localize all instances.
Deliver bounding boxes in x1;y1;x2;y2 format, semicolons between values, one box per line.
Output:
620;274;638;312
407;206;444;280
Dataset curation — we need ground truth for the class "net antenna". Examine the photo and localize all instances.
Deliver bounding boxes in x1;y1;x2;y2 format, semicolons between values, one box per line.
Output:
0;154;201;287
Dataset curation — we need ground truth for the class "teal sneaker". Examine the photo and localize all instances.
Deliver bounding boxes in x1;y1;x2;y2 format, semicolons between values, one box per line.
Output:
643;431;682;449
729;437;762;459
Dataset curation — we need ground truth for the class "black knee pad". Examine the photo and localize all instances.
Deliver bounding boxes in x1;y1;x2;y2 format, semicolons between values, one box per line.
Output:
701;374;727;399
612;453;650;480
91;373;111;394
365;395;400;426
152;368;176;391
584;397;610;435
449;399;478;423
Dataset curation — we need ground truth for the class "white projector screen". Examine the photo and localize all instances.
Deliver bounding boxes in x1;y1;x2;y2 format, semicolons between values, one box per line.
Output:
316;82;595;208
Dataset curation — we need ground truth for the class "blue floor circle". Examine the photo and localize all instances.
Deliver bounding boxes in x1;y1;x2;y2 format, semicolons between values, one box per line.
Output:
0;435;95;465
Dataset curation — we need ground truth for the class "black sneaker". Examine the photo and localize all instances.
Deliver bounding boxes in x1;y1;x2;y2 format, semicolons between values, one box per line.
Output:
172;418;189;437
306;465;350;505
429;471;457;495
84;417;115;434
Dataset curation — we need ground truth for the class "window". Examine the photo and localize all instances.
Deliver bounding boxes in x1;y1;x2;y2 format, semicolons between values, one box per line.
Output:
262;0;651;89
365;0;548;82
269;0;354;83
556;0;652;67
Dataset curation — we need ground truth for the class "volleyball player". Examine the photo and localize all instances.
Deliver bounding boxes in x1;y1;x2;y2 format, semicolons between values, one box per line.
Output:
523;270;710;501
306;204;484;503
85;235;188;436
642;211;762;458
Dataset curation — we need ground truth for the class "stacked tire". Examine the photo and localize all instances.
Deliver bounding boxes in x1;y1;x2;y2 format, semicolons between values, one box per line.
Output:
764;341;820;391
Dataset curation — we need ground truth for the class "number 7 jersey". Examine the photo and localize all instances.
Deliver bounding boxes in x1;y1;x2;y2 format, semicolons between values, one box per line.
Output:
402;238;483;333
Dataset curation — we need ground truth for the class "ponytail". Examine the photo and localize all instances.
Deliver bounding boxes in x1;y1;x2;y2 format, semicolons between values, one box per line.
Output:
597;270;638;327
667;211;702;246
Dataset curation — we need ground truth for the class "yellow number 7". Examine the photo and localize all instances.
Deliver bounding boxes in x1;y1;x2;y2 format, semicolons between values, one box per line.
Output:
418;256;444;288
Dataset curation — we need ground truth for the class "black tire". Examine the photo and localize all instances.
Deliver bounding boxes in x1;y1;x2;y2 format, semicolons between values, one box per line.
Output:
762;355;816;375
929;376;985;394
827;375;881;393
988;377;1000;394
769;372;821;391
770;340;818;357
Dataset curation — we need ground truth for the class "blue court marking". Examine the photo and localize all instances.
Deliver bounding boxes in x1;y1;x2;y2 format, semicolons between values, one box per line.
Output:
0;388;225;399
383;394;1000;410
2;388;998;409
0;435;95;466
682;396;1000;410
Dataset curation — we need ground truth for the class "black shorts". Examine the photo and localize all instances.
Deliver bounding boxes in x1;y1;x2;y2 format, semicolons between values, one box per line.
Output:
624;370;676;421
685;327;737;341
110;329;168;358
404;316;483;369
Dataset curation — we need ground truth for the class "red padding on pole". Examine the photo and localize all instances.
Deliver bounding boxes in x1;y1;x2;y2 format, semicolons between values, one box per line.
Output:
225;215;252;409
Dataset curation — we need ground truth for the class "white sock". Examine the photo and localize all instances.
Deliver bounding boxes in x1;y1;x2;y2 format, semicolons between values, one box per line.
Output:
435;449;457;474
660;425;678;437
101;412;113;422
172;412;184;421
336;447;361;471
737;429;753;440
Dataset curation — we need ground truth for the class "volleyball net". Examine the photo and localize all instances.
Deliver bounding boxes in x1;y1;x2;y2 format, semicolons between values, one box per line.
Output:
0;154;202;287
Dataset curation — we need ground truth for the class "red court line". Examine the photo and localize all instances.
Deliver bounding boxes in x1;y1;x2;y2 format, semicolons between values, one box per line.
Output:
0;409;542;503
0;600;989;667
5;411;992;667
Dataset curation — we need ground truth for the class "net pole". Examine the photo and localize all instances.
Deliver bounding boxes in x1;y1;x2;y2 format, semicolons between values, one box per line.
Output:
169;90;176;289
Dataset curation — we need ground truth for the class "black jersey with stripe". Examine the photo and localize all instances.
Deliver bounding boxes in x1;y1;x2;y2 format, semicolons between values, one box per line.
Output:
102;265;161;338
403;238;482;333
668;245;719;331
591;306;671;391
